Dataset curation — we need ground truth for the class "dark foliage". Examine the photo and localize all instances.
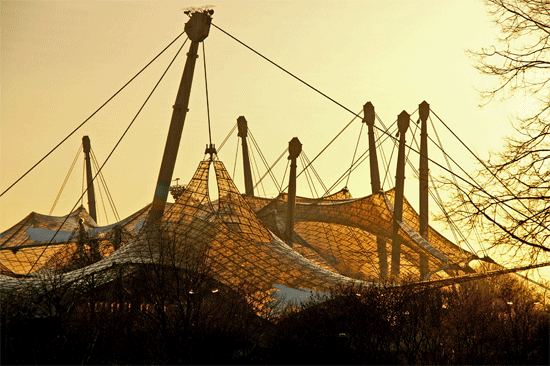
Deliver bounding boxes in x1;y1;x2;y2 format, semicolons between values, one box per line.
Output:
1;270;548;365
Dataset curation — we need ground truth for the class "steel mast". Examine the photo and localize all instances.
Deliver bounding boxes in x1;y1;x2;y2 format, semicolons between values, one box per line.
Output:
148;10;213;223
237;116;254;196
286;137;302;242
418;101;430;279
391;110;410;279
363;102;388;280
82;135;97;223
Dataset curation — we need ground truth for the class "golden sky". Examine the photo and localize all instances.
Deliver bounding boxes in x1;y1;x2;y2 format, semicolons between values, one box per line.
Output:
0;0;525;246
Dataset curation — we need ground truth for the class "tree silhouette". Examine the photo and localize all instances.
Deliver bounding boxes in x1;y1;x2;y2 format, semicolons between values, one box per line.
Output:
443;0;549;257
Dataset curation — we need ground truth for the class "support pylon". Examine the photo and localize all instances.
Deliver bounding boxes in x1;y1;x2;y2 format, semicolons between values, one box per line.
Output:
237;116;254;196
419;101;430;279
148;10;213;224
82;136;97;223
363;102;388;280
286;137;302;243
391;110;410;279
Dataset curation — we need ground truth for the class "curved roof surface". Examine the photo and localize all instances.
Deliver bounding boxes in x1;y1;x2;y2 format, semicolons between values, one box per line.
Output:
0;158;477;299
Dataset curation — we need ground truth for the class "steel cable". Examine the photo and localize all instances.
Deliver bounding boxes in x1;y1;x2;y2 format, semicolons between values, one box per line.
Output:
1;30;187;199
25;37;189;275
49;144;82;215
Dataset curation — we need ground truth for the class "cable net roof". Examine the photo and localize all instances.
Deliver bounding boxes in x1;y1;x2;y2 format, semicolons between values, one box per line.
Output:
0;205;149;275
0;158;476;299
0;160;362;298
162;160;361;295
247;188;475;280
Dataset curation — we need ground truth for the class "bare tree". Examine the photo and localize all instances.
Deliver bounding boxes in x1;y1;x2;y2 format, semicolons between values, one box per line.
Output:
443;0;549;257
475;0;549;115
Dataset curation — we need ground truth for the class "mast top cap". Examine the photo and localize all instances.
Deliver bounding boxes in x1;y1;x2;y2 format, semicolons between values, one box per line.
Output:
82;135;91;152
397;110;410;133
288;137;302;159
237;116;248;137
362;101;375;126
184;10;213;42
419;100;430;122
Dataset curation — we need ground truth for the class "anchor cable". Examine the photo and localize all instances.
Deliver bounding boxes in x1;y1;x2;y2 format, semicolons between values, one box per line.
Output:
81;158;86;207
302;151;328;194
345;123;365;188
321;118;397;197
279;159;290;195
232;139;240;179
202;41;213;146
212;23;359;124
49;144;82;215
91;149;120;222
283;111;362;192
212;23;528;212
249;130;282;192
432;109;546;228
207;22;550;279
253;147;287;192
0;30;187;199
26;37;189;275
217;123;237;153
249;145;267;197
301;154;317;198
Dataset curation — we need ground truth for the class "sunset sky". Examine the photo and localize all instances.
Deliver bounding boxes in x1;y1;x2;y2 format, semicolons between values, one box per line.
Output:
0;0;533;266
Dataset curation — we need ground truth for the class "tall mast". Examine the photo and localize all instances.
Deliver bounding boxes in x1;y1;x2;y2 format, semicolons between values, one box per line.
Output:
237;116;254;196
286;137;302;243
148;11;213;223
363;102;388;280
418;101;430;279
82;136;97;223
364;102;381;193
391;110;410;279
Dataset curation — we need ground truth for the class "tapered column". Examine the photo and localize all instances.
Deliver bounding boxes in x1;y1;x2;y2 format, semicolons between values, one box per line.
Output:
286;137;302;242
82;136;97;223
363;102;387;280
237;116;254;196
391;111;410;279
148;11;212;224
419;101;430;279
